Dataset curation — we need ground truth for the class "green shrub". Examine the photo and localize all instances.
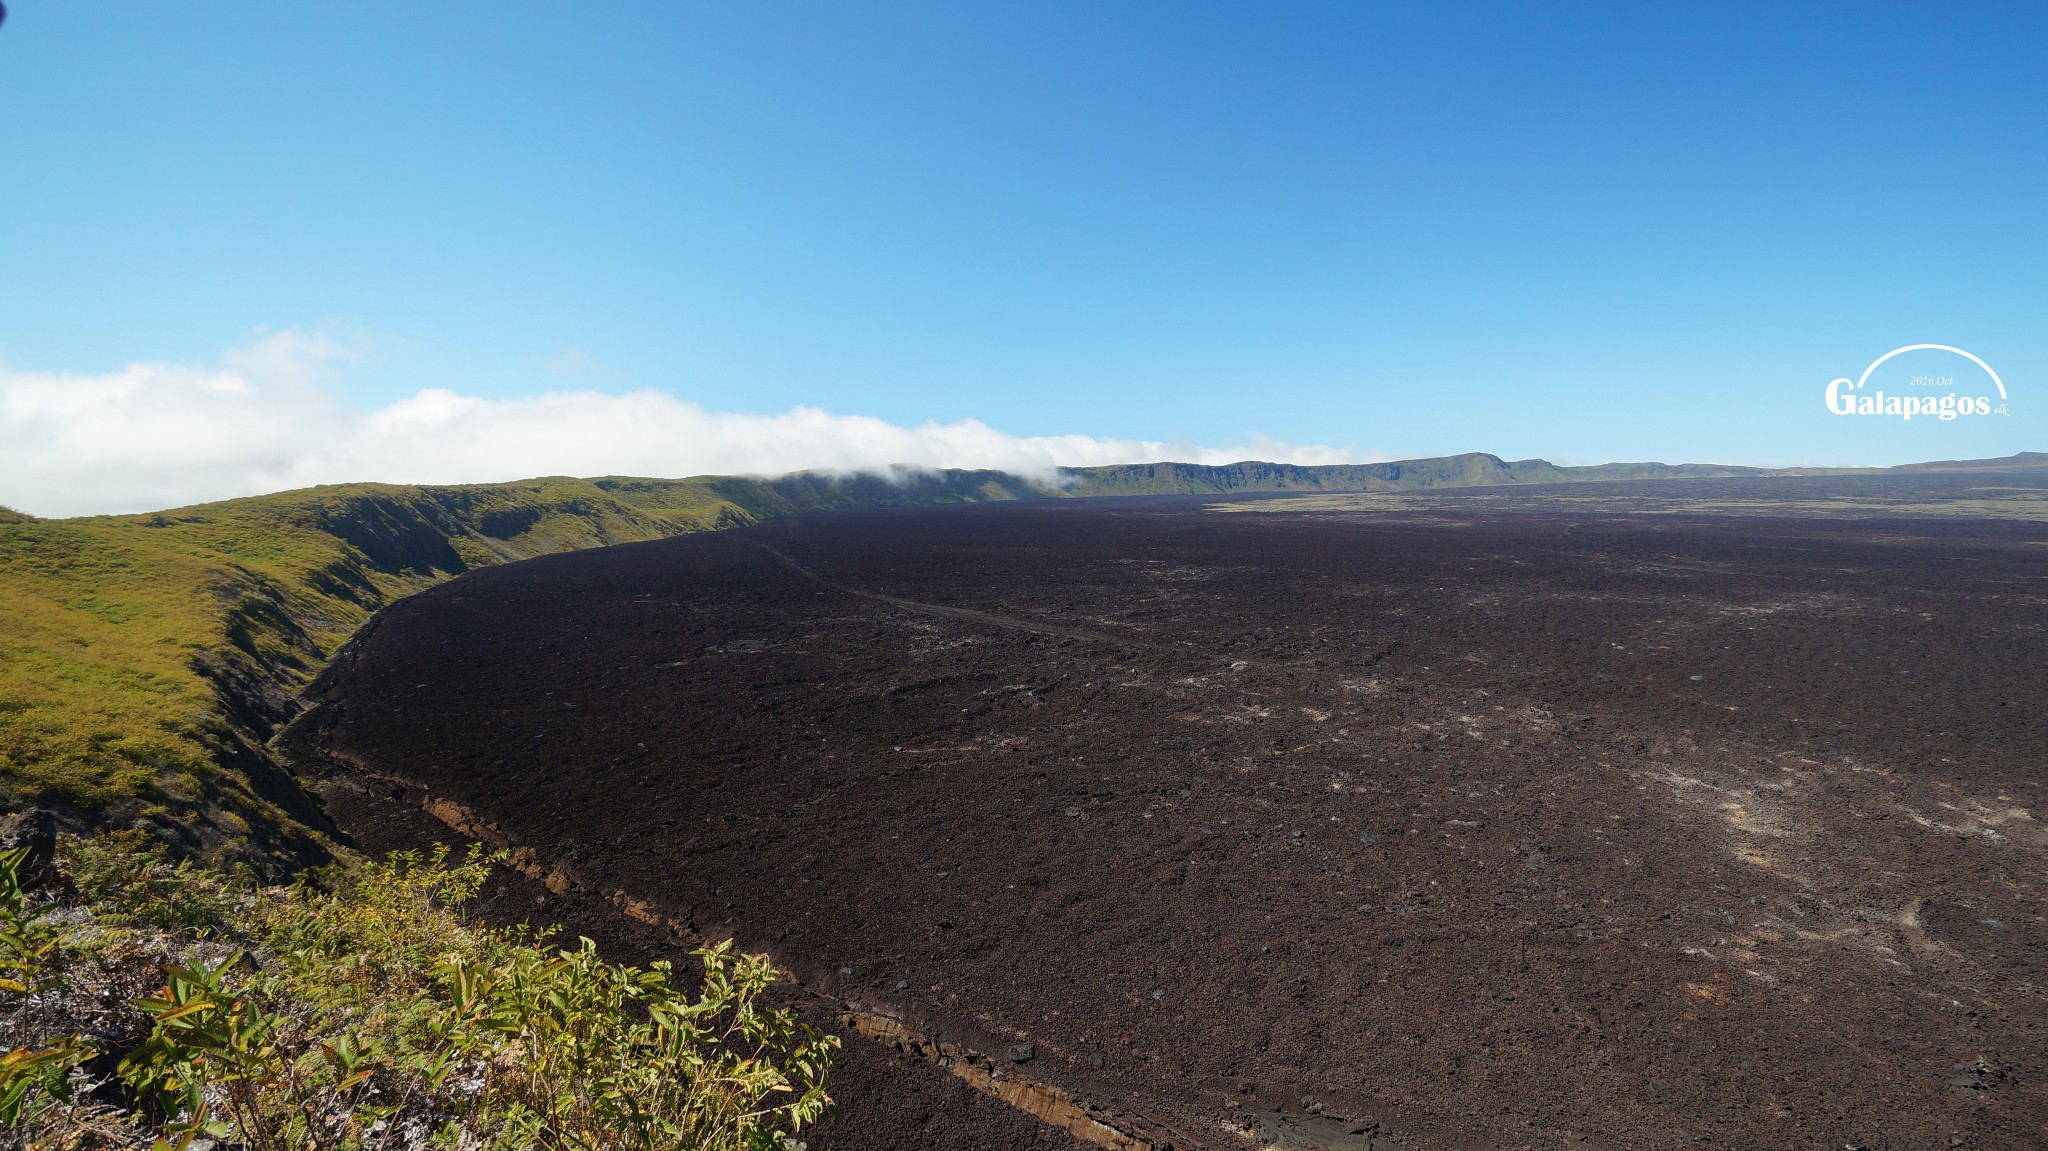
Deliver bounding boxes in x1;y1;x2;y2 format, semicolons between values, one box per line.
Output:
2;838;837;1150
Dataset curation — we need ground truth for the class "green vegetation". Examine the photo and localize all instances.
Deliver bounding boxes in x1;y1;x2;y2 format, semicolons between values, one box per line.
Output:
2;838;836;1150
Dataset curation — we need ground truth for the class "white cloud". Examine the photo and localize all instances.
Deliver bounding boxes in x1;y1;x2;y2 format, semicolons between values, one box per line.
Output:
0;332;1385;518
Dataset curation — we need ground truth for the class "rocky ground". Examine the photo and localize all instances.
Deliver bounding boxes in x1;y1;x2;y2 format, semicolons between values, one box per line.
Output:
285;491;2048;1150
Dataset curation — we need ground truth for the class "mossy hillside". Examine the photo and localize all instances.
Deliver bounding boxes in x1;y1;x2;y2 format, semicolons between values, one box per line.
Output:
0;480;738;866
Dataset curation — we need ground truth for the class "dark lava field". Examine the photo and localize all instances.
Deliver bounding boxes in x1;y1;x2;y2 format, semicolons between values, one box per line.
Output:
286;489;2048;1151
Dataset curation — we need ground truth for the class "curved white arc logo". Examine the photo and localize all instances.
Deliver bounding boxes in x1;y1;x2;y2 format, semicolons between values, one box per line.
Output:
1828;343;2007;399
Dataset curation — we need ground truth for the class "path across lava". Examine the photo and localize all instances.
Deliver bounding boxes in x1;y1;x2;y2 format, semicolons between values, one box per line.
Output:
758;541;1128;645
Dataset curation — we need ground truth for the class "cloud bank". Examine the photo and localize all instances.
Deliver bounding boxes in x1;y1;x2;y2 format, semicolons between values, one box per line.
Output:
0;332;1382;518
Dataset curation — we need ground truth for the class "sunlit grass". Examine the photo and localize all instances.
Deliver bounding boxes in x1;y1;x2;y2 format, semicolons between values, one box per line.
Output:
0;479;759;863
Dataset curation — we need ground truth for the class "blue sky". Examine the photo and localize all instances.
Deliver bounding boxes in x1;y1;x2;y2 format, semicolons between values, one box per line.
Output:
2;2;2044;512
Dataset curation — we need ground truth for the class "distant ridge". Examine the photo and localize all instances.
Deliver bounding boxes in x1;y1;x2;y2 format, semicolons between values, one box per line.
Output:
1057;450;2048;497
3;447;2041;867
1057;453;1778;496
1882;450;2048;473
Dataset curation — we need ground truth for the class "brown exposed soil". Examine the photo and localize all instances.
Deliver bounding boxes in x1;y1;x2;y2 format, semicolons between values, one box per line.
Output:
284;492;2048;1150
